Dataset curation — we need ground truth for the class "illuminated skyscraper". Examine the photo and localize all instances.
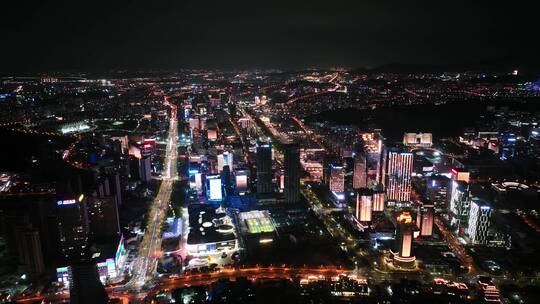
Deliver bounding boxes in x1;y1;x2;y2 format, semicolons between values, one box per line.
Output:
256;141;273;194
217;151;234;173
372;191;385;212
360;132;386;188
284;143;301;203
194;172;203;195
355;189;373;222
353;155;367;189
393;212;416;266
235;169;249;194
329;164;345;193
449;180;470;235
468;200;491;244
56;195;89;260
386;151;413;201
416;202;434;237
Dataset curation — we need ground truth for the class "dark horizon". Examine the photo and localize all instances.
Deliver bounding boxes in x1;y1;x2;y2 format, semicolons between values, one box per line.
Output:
2;0;539;72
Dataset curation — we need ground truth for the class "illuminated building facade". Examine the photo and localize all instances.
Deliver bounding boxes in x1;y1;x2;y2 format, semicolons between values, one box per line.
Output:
360;132;386;189
372;191;385;212
235;169;249;194
403;132;433;147
393;212;416;266
386;151;413;202
468;200;491;244
352;155;367;189
449;180;470;235
416;202;434;237
329;164;345;192
356;189;373;222
451;167;470;183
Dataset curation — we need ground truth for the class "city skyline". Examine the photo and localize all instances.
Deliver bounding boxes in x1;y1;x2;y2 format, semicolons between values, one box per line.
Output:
1;2;540;304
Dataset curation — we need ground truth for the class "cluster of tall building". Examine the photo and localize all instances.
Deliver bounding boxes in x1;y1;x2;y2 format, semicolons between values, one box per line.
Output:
183;94;302;205
0;133;136;303
448;168;492;244
448;168;491;244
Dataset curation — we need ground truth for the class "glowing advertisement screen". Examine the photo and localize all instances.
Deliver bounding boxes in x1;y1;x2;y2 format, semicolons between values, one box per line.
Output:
208;176;223;201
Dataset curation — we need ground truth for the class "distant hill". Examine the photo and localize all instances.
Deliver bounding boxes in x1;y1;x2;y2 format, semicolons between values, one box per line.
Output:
353;57;540;74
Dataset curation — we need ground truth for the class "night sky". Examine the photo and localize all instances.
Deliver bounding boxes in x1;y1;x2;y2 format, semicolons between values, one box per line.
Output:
2;0;539;71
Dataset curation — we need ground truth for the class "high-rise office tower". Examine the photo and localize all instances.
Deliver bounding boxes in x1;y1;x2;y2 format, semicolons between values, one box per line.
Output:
105;172;122;207
393;212;416;265
0;195;56;266
69;260;109;304
235;169;249;194
17;229;45;277
221;165;233;197
386;151;413;202
449;180;470;235
329;164;345;193
373;191;385;212
499;132;517;160
128;155;140;180
446;167;469;213
360;132;386;188
56;195;89;260
256;141;273;194
353;155;367;189
277;169;285;193
356;189;373;222
416;202;434;237
194;172;203;195
87;195;120;239
218;151;234;173
468;200;491;244
284;143;301;203
139;156;152;182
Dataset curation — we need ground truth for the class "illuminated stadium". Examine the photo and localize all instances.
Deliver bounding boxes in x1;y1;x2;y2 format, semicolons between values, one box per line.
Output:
239;210;275;234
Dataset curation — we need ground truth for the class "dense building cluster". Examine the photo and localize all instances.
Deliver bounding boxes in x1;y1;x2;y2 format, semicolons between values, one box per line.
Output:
0;69;539;303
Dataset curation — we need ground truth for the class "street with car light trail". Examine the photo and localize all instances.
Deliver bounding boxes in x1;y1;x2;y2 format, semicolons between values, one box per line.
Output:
126;97;178;291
